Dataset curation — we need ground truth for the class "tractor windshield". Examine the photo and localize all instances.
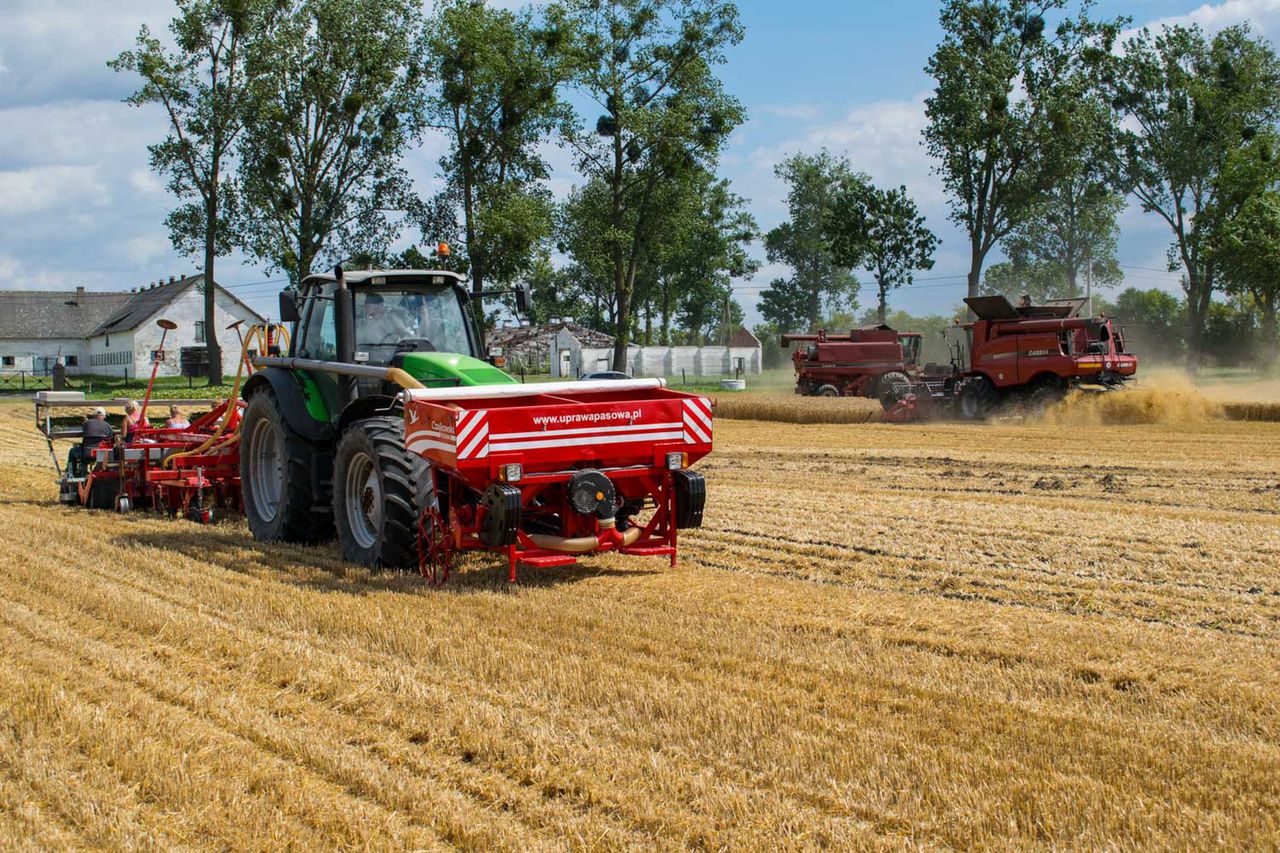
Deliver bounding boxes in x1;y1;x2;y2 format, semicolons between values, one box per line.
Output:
353;285;472;364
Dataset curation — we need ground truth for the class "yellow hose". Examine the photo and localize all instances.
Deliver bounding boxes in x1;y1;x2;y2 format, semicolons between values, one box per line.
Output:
164;322;264;467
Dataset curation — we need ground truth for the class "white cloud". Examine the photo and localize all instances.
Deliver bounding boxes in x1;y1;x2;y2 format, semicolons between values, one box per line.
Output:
0;165;108;216
1138;0;1280;36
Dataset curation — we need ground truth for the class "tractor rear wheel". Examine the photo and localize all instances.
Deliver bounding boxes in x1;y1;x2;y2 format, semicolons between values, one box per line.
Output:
241;389;333;543
333;417;434;569
876;371;911;410
959;376;997;420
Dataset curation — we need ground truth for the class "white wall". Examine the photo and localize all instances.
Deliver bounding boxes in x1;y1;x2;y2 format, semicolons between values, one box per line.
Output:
86;330;136;378
568;343;762;377
0;339;88;374
84;284;263;378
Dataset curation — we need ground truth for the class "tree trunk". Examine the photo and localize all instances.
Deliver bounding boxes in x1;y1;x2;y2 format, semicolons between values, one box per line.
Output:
660;278;671;346
612;283;630;372
203;182;223;385
878;279;888;325
1258;290;1278;370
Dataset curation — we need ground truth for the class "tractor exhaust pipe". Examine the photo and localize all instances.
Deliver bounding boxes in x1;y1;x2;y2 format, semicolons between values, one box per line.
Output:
333;264;358;403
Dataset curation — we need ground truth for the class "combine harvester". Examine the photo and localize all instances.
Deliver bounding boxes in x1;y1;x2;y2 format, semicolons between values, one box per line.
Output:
40;262;711;585
784;296;1138;421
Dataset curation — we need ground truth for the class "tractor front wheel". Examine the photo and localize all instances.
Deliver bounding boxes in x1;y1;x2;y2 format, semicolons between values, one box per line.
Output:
333;417;435;569
241;389;333;543
817;384;839;397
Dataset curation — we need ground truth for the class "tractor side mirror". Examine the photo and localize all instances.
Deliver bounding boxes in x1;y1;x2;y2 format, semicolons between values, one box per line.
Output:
514;282;532;315
278;289;301;323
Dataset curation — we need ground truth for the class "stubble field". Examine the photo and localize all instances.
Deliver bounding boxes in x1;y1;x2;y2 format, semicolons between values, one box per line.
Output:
0;396;1277;849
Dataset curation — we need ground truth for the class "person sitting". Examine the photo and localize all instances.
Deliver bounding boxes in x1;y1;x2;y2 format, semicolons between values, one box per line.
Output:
122;400;150;442
69;407;113;476
165;404;190;430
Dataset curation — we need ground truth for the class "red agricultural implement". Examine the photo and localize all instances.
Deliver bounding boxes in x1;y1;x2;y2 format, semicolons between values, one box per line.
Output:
783;326;923;407
34;317;290;521
399;378;711;584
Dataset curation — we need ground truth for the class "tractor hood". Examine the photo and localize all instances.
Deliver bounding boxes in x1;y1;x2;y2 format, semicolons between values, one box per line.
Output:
397;351;518;388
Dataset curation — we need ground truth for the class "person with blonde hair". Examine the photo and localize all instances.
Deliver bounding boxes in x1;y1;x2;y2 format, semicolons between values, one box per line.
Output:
166;404;190;430
122;400;149;441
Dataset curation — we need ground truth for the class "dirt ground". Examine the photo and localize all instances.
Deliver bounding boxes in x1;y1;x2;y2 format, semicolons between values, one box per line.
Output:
0;398;1277;849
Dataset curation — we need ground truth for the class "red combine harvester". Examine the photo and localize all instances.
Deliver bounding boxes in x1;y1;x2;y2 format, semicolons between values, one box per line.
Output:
783;326;923;407
400;378;710;585
883;296;1138;421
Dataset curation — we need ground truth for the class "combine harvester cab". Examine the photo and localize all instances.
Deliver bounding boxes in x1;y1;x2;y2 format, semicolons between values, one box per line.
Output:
403;379;711;584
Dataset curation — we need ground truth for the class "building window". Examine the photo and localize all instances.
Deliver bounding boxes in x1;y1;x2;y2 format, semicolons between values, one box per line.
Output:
64;355;78;367
195;321;205;343
151;350;163;363
1;356;13;367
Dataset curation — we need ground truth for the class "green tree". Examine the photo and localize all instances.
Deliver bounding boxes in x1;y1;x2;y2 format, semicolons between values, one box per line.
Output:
827;179;938;324
1112;287;1186;363
1215;186;1280;366
110;0;271;383
1108;23;1280;367
562;0;745;371
423;2;570;299
237;0;428;283
924;0;1122;304
759;152;860;332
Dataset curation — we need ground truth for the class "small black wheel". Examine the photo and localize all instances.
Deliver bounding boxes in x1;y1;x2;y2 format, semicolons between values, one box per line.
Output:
817;384;839;397
876;371;911;410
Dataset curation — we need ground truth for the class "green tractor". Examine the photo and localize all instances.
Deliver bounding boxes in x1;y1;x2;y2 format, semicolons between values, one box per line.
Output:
240;265;529;567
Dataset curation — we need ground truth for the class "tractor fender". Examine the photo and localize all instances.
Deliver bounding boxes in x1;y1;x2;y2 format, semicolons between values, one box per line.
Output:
336;395;401;438
242;368;333;444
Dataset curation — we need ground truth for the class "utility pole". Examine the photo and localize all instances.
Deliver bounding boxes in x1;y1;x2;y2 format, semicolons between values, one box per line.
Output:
1085;247;1094;317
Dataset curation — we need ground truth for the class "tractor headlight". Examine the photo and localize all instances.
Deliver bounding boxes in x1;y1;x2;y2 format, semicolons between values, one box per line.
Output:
500;463;523;483
666;452;687;470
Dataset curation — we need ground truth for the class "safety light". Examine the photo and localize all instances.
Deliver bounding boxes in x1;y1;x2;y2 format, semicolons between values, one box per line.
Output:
500;463;523;483
666;452;687;470
437;242;451;257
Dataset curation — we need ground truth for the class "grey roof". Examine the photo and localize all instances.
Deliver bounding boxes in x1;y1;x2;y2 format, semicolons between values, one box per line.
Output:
0;289;134;339
89;274;201;337
0;274;265;341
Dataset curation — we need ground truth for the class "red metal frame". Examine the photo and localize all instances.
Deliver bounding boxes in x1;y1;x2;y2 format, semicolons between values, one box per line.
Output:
79;399;244;520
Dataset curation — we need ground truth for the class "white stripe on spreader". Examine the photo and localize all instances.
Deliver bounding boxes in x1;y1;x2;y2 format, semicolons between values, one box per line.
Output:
683;416;709;444
687;399;713;431
498;421;681;440
489;430;683;452
458;423;490;459
456;410;484;445
406;436;457;455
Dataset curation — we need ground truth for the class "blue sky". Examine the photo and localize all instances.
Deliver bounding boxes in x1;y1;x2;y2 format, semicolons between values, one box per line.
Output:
1;0;1278;325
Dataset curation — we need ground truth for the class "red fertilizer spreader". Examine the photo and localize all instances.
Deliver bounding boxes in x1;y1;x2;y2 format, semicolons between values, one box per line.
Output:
401;378;712;584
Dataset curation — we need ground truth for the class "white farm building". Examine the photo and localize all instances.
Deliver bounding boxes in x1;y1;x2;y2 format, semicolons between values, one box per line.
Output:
0;274;264;379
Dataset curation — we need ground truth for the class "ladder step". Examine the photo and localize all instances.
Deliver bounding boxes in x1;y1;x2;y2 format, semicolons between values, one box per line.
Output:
517;553;579;568
621;544;676;557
